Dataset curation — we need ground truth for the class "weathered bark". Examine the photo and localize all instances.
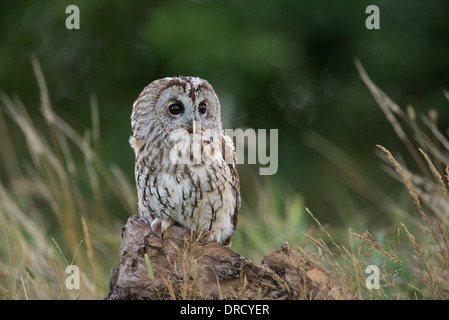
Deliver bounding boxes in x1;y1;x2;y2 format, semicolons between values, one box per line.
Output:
106;215;347;300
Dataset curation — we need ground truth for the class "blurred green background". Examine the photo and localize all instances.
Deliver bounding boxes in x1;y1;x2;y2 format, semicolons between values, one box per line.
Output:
1;0;449;246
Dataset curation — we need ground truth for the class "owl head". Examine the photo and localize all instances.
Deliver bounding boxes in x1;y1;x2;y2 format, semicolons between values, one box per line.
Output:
130;76;222;143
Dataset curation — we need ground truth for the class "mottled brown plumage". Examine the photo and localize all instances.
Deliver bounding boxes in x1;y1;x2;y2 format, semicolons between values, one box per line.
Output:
130;77;240;245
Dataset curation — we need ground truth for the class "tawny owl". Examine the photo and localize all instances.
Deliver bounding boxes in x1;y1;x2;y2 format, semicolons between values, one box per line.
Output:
130;76;240;246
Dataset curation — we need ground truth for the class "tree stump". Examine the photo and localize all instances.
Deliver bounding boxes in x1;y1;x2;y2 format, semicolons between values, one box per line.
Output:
106;215;347;300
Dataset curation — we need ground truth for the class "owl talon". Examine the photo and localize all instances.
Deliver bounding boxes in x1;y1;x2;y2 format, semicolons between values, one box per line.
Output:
198;230;214;245
150;218;162;238
160;219;175;239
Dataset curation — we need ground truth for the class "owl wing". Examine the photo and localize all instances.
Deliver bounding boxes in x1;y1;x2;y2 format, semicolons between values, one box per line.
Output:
222;132;240;229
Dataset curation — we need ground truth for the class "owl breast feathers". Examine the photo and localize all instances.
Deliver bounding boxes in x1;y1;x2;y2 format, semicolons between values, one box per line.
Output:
130;76;240;246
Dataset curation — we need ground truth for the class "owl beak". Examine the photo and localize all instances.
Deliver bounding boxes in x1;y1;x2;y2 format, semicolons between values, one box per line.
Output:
192;119;197;134
186;119;197;134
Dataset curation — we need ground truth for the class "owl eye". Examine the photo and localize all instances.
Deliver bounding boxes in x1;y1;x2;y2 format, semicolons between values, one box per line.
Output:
168;103;184;116
198;102;207;115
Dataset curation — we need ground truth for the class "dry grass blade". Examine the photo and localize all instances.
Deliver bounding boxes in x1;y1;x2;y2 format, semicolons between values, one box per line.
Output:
355;59;430;178
216;276;223;300
446;167;449;190
419;148;449;203
377;145;440;248
31;55;53;125
401;223;420;253
352;232;399;263
0;97;21;178
421;115;449;159
443;90;449;103
81;217;97;283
